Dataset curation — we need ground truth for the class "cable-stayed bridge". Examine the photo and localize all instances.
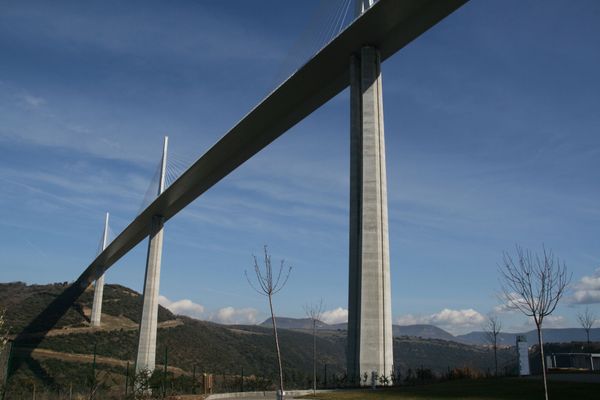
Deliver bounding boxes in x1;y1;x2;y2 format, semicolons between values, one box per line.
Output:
10;0;467;387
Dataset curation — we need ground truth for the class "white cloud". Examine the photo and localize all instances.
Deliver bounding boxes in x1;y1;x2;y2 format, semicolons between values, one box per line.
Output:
543;315;568;328
321;307;348;324
209;307;259;325
494;292;525;314
395;308;486;335
159;295;205;319
20;93;46;108
571;268;600;304
158;296;258;324
395;314;419;326
429;309;486;330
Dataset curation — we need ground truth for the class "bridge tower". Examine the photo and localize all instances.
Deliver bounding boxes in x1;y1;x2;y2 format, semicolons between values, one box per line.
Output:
90;212;110;327
347;0;393;384
135;136;168;374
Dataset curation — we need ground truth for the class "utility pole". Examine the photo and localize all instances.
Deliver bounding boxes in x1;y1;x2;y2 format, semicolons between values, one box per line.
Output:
192;365;196;394
125;361;130;396
241;367;244;392
163;346;168;398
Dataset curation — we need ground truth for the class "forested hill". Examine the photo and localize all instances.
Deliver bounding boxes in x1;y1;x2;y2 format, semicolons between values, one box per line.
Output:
0;281;513;393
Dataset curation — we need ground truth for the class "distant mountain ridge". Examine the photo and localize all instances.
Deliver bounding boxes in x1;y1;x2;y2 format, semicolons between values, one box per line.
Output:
262;317;600;345
456;328;600;346
260;318;457;341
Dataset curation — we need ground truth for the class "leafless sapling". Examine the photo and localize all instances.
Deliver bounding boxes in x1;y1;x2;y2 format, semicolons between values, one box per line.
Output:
577;306;596;346
499;245;570;400
246;246;292;400
303;299;324;395
483;314;502;376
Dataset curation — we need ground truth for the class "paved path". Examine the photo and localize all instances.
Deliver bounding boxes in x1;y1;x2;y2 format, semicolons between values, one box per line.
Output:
206;389;334;400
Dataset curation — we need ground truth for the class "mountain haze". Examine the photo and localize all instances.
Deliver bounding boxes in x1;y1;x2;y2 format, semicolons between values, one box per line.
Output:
263;319;456;341
457;328;600;346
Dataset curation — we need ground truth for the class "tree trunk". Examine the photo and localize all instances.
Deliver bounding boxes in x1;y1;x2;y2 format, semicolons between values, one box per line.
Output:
268;294;284;398
537;324;548;400
493;341;498;377
586;329;590;346
313;319;317;395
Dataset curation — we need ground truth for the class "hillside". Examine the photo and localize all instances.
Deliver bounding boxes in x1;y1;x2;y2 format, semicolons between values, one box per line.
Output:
1;282;514;395
260;317;318;330
0;281;174;334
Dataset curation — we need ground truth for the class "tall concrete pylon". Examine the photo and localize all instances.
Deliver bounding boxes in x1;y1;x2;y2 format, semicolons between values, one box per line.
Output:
347;0;393;385
90;212;110;327
135;136;168;374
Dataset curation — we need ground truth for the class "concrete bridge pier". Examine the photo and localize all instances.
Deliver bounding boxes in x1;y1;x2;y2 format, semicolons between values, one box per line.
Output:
136;136;168;375
347;43;393;384
90;212;110;327
135;215;165;373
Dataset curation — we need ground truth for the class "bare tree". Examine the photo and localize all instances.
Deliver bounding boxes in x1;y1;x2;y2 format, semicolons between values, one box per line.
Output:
577;306;595;346
246;246;292;400
499;245;570;400
303;299;324;395
484;314;502;377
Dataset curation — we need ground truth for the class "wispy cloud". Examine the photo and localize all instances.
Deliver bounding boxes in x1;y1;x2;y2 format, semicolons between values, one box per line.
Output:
0;165;151;218
19;93;46;108
1;2;285;65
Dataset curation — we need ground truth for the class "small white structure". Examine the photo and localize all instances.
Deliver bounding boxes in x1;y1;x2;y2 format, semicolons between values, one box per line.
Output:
516;335;530;376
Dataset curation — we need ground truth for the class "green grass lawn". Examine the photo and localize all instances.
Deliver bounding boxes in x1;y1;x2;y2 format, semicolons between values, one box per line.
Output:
303;378;599;400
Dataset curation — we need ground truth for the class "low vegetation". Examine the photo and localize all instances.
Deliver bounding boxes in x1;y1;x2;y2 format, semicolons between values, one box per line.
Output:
302;378;600;400
0;282;544;398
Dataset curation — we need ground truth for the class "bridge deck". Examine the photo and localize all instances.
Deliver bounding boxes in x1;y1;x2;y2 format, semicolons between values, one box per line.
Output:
78;0;467;288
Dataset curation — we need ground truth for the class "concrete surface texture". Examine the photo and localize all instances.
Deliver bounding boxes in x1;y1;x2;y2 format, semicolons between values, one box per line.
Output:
135;215;165;373
136;137;168;374
347;45;393;383
90;212;110;327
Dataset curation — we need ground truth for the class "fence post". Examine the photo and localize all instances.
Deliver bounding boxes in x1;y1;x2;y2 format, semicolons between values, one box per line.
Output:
163;347;168;398
192;365;196;394
90;343;97;398
1;341;14;400
241;367;244;392
125;361;130;396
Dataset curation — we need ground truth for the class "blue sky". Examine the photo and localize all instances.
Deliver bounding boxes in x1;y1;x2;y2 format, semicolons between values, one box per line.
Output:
1;0;600;335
